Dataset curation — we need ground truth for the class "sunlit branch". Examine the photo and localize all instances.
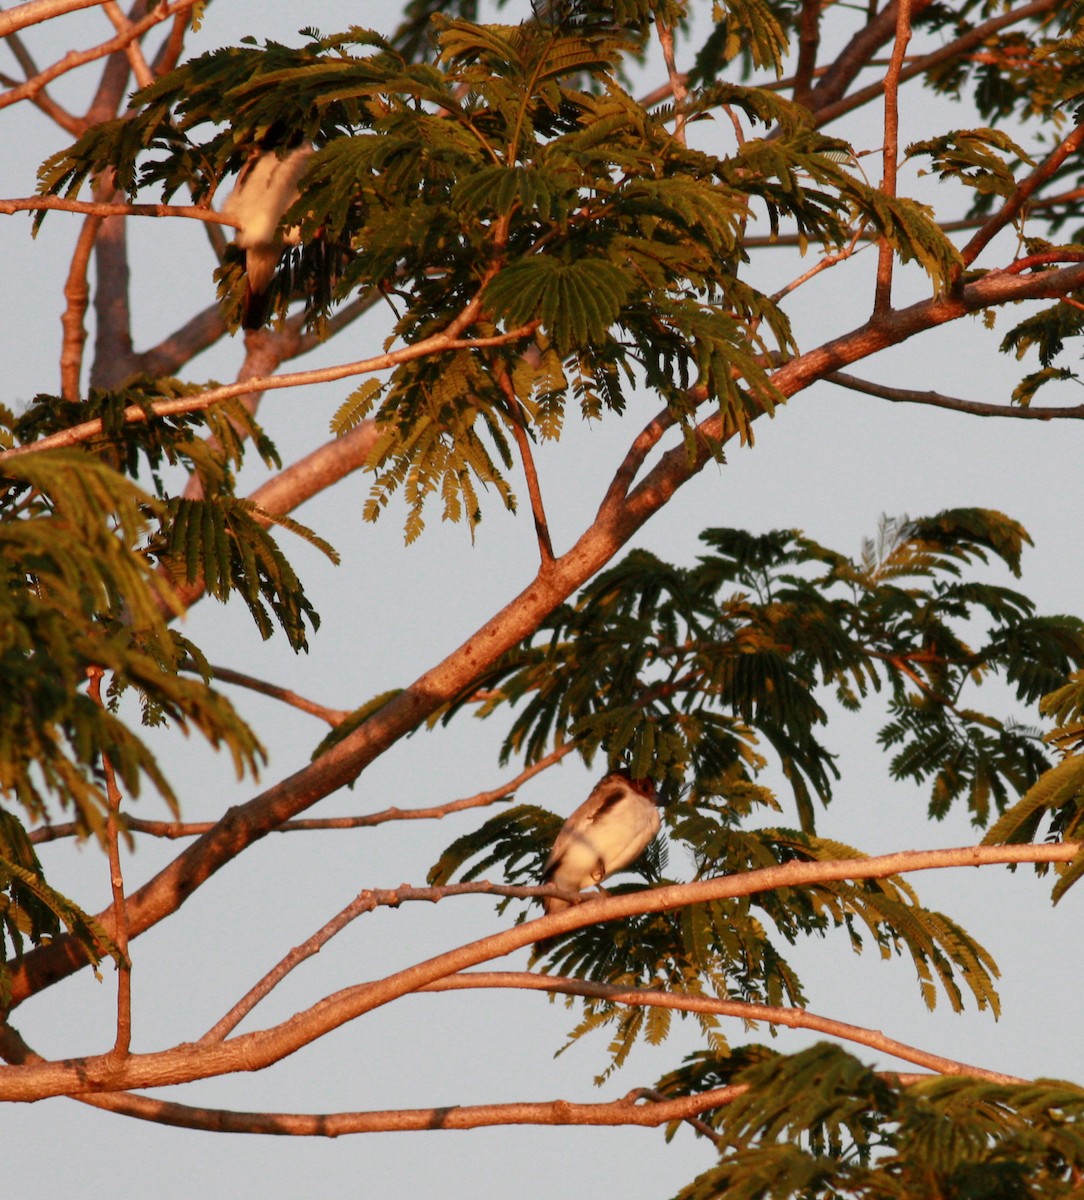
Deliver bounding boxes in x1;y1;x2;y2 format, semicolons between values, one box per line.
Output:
0;316;540;462
1;841;1077;1098
0;1018;948;1135
596;406;682;518
810;0;1058;128
809;0;930;115
962;122;1084;269
179;663;350;726
0;0;109;38
29;746;575;844
149;7;188;75
770;224;871;304
0;20;80;132
102;1;153;89
874;0;911;315
496;366;554;567
827;370;1084;420
196;868;581;1043
86;668;131;1058
421;973;1027;1083
0;195;236;224
59;213;100;398
654;15;687;147
11;261;1084;1017
0;0;198;111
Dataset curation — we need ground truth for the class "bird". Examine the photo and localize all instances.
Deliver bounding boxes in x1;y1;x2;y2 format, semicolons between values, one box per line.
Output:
221;143;313;330
540;769;662;917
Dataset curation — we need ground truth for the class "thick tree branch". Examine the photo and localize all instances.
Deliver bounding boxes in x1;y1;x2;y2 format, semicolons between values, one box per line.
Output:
810;0;1058;128
808;0;932;114
0;0;109;38
10;262;1084;1013
792;0;821;108
0;841;1075;1096
59;212;100;397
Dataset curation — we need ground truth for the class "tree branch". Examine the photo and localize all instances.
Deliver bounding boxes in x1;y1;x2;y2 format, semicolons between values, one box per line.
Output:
102;0;154;89
874;0;911;315
961;121;1084;269
59;212;100;398
654;14;687;146
0;318;538;462
421;972;1026;1083
826;370;1084;419
496;365;554;567
0;195;236;225
11;262;1084;1014
809;0;1058;128
181;664;350;726
0;0;110;38
0;0;198;111
0;841;1076;1096
86;667;131;1058
29;745;573;843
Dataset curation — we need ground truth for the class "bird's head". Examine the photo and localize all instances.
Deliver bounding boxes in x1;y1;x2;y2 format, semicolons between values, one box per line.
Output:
609;768;660;804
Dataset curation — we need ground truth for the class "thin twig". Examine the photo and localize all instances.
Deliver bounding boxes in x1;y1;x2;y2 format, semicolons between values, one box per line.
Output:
421;973;1027;1083
0;314;540;462
496;366;554;567
29;745;576;844
874;0;912;315
181;663;350;726
826;370;1084;420
770;223;871;303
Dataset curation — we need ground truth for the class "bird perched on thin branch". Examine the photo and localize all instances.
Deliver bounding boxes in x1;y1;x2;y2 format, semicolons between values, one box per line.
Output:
222;143;313;330
540;769;662;917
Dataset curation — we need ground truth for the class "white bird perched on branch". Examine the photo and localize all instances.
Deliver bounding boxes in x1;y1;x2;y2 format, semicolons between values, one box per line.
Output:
540;770;662;916
222;144;313;330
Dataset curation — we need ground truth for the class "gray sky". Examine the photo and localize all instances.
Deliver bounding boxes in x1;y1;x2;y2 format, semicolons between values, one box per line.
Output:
4;3;1084;1197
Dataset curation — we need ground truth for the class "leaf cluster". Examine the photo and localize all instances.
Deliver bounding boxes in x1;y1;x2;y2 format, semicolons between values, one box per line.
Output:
0;389;336;970
660;1044;1084;1200
451;508;1082;827
425;509;1075;1071
34;8;970;536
